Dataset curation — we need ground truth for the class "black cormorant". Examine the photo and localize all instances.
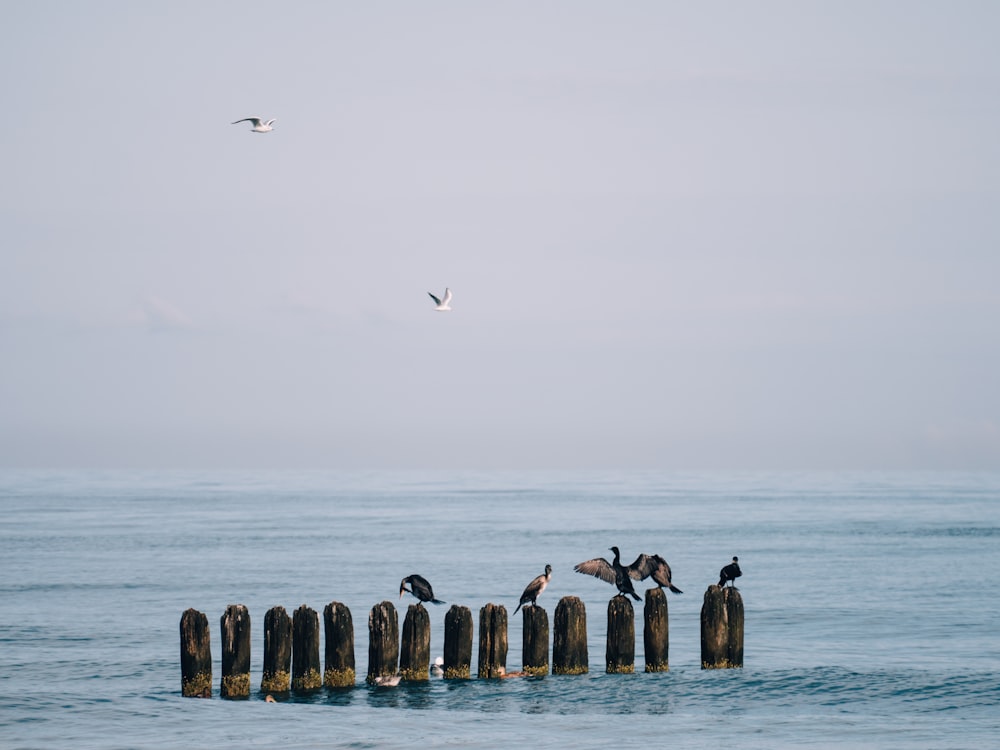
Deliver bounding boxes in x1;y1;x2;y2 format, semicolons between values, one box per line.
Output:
513;564;553;614
627;553;683;594
718;556;742;588
574;547;641;600
399;574;445;605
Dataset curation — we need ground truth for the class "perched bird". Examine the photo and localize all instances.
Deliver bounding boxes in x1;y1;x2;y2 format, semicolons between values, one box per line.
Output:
626;553;683;594
513;564;553;614
399;574;445;605
574;547;641;600
428;288;452;311
232;117;276;133
718;556;742;588
431;657;444;677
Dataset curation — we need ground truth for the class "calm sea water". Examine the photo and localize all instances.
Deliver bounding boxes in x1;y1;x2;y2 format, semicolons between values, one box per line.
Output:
1;470;998;749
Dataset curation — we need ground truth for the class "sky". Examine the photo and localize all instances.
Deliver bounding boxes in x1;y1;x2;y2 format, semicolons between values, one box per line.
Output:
2;1;999;471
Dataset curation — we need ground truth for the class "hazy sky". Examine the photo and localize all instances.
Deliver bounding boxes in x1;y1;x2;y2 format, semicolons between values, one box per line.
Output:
2;2;998;470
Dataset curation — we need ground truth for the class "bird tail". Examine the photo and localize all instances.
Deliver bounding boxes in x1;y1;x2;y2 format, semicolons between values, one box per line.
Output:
668;584;683;594
513;603;523;615
430;598;445;605
630;592;641;601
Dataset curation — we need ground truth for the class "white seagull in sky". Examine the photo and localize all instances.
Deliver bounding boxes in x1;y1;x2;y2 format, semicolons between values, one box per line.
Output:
428;288;452;311
231;117;276;133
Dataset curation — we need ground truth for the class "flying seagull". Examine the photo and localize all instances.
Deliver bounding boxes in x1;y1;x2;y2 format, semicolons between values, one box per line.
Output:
718;556;742;588
513;564;553;615
399;574;445;605
428;288;452;311
232;117;276;133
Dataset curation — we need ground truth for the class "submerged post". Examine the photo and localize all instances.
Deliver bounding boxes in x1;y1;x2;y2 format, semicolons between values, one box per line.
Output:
443;604;473;679
477;603;508;678
701;585;744;669
552;596;588;675
606;596;635;673
220;604;251;698
292;605;322;690
399;604;431;681
261;606;292;693
180;608;211;698
367;601;399;683
323;601;355;688
643;588;669;672
522;606;549;676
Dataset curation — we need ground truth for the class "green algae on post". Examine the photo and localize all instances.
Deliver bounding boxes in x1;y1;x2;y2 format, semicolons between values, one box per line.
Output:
700;585;744;669
292;605;322;692
220;604;251;698
262;606;292;693
443;605;473;680
522;605;549;676
643;588;670;673
323;602;355;688
552;596;588;675
180;608;212;698
399;604;431;681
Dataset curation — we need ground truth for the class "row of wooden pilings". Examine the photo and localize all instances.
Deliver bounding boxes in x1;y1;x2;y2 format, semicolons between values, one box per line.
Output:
181;586;743;698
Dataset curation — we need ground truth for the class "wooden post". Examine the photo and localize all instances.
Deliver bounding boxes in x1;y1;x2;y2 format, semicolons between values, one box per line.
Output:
522;606;549;676
399;604;431;681
443;605;473;679
180;608;211;697
606;596;635;673
701;585;744;668
552;596;588;675
261;606;292;692
323;601;355;687
643;588;669;672
220;604;251;698
477;603;508;678
292;604;322;690
367;601;399;683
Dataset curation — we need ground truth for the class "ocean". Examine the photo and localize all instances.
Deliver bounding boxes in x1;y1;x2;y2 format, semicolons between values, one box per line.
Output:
1;470;998;748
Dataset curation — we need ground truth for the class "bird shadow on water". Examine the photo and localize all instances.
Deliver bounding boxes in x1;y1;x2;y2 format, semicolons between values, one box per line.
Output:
366;682;434;710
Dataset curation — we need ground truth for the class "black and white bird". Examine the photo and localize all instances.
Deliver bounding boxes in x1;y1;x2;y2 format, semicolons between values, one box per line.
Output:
574;547;641;600
718;556;742;588
231;117;276;133
513;564;553;615
399;574;445;605
428;288;452;311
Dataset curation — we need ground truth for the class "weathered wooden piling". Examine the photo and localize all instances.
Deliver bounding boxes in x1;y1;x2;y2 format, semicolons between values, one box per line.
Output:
552;596;588;675
522;606;549;676
477;603;508;678
261;606;292;692
606;596;635;673
443;605;473;679
399;604;431;681
220;604;251;698
701;585;744;669
323;601;355;687
180;608;211;697
367;601;399;683
643;588;669;672
292;604;322;690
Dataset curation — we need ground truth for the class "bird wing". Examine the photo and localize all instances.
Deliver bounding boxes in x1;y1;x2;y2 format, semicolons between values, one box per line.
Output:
574;557;616;584
232;118;262;126
428;292;442;305
265;119;277;126
624;553;659;580
442;288;452;304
